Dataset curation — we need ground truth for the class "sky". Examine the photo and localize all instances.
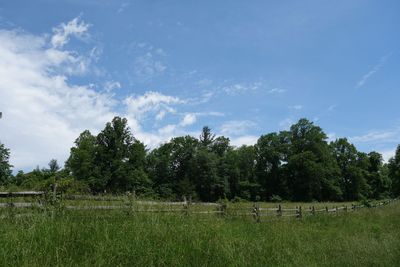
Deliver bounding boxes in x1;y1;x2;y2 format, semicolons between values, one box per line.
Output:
0;0;399;171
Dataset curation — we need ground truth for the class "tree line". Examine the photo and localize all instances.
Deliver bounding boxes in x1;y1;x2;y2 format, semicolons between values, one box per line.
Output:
1;117;400;202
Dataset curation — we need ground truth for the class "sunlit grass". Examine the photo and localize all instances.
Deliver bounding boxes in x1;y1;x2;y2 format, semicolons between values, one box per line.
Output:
0;201;399;266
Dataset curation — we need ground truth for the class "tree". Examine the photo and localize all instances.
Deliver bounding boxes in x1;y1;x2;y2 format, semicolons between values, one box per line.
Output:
236;145;259;201
367;151;391;199
199;126;215;149
330;138;368;200
48;159;60;173
211;136;231;156
192;148;222;201
94;117;149;193
66;130;96;182
255;132;289;200
388;145;400;196
0;142;12;185
286;119;342;201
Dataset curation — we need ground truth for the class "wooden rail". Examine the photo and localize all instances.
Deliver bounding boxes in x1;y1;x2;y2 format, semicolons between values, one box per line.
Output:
0;191;397;222
0;191;45;198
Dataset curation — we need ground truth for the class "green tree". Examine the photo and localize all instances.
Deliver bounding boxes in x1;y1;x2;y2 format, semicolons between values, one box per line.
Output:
367;151;391;199
199;126;215;149
94;117;150;193
236;145;259;201
330;138;368;200
388;145;400;196
286;119;342;201
255;132;289;200
0;142;12;185
48;159;60;174
66;130;96;182
192;148;222;201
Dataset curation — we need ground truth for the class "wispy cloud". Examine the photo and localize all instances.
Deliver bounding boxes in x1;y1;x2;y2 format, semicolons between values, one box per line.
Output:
349;129;399;143
268;88;286;94
220;120;256;136
103;80;121;92
279;118;294;130
290;105;303;110
230;135;258;147
51;16;90;48
117;2;130;13
222;82;261;95
133;52;167;81
356;53;391;88
124;91;184;121
180;113;197;126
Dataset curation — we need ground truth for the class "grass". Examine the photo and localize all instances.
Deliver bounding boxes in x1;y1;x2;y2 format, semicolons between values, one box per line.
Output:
0;200;399;266
0;202;400;266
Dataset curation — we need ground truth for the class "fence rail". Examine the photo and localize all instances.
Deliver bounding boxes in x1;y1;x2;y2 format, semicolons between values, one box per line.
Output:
0;191;397;222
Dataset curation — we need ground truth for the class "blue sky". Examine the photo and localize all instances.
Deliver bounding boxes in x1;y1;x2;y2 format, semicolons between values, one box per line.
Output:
0;0;399;170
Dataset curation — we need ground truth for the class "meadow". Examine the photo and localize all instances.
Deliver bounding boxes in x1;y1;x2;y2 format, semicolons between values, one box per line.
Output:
0;198;399;267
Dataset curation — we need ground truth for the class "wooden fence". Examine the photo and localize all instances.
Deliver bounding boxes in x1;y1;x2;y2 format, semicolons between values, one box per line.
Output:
0;191;397;221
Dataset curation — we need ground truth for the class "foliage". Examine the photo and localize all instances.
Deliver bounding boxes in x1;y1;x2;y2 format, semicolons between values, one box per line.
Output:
5;117;400;201
0;142;12;185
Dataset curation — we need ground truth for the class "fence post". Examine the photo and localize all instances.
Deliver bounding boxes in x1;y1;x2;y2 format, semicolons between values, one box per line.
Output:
219;201;227;216
277;204;282;217
183;196;189;215
325;206;328;213
312;206;315;215
253;203;260;223
296;206;302;218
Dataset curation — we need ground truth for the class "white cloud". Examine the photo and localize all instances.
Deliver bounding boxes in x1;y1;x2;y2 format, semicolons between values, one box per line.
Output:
230;135;258;147
356;54;391;88
0;20;191;171
291;105;303;110
117;2;130;13
279;118;294;130
380;149;396;163
350;130;398;143
124;91;183;121
133;52;166;81
327;132;336;142
268;88;286;94
51;17;90;48
180;113;196;126
220;120;256;136
349;128;400;162
0;28;115;170
104;80;121;92
327;105;336;112
222;82;260;95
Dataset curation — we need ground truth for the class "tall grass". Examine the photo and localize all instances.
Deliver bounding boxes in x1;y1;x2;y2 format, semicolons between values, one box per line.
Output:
0;202;399;266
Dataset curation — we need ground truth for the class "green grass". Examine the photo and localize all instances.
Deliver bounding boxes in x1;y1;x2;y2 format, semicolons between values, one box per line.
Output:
0;202;399;266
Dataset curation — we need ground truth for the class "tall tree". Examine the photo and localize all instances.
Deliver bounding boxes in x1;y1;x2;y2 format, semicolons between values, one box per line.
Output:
388;145;400;196
286;119;342;201
255;132;289;200
0;142;12;185
66;130;96;182
330;138;368;200
94;117;149;193
236;145;259;201
367;151;391;199
199;126;215;149
48;159;60;174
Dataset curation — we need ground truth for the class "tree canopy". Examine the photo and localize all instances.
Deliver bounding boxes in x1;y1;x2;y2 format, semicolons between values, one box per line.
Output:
3;117;400;202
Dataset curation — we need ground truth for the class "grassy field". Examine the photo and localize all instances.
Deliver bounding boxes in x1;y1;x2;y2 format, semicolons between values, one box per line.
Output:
0;200;399;266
